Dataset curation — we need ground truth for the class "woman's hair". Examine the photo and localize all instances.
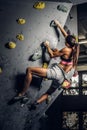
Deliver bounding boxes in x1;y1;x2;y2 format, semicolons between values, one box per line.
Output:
66;35;80;67
66;35;76;47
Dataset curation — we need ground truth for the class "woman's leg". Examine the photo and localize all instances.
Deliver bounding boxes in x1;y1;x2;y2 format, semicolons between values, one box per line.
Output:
36;86;57;104
37;94;49;104
28;93;49;111
19;67;48;96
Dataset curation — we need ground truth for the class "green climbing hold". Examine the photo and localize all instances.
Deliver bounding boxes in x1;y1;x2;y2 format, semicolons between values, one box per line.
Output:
57;4;68;12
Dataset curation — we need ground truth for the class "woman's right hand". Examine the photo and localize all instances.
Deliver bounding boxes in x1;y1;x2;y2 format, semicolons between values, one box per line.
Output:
54;19;68;37
54;19;61;27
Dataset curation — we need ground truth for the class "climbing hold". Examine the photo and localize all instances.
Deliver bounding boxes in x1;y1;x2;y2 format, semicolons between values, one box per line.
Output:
16;34;24;40
0;67;2;74
46;95;52;104
8;41;16;49
17;18;26;24
50;20;56;27
57;4;68;12
62;80;71;89
31;46;42;61
42;63;48;69
33;2;45;9
42;63;48;80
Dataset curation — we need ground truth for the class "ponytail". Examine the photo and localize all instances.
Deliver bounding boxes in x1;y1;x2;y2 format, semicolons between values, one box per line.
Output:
72;43;80;67
66;35;80;68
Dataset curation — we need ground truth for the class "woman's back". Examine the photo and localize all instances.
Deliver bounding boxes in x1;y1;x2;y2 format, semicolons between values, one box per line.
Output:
59;46;73;73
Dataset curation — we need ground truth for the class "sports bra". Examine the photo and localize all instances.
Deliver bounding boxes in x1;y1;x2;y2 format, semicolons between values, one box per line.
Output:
60;56;72;62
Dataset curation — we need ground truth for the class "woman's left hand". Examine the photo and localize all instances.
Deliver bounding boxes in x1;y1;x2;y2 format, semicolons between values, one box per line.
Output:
44;40;50;47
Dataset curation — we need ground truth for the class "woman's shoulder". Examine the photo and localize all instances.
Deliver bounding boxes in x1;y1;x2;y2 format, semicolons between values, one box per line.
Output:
62;46;72;51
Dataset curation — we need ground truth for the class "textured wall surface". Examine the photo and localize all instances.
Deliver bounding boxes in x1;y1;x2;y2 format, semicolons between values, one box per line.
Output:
0;1;74;130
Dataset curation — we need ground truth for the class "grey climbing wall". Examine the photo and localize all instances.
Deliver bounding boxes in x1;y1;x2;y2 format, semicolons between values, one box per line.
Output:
65;5;78;36
0;1;73;130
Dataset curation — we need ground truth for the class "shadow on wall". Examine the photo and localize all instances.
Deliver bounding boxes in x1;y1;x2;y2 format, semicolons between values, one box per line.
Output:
14;73;42;92
14;73;25;93
7;73;42;105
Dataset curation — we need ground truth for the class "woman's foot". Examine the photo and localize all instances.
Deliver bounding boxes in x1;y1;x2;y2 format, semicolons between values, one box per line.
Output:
13;93;26;101
28;101;39;111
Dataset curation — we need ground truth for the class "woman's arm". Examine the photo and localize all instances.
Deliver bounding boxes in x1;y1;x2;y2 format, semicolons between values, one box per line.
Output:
44;41;54;57
44;41;64;58
54;20;68;37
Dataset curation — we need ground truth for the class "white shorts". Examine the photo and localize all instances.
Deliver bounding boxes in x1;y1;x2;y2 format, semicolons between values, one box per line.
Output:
47;63;75;85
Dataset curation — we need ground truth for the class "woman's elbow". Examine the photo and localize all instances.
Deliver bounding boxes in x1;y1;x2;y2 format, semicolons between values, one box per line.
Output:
50;54;54;58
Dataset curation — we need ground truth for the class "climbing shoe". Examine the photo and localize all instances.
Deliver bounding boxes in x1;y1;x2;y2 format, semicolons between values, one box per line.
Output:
28;101;39;111
13;94;27;101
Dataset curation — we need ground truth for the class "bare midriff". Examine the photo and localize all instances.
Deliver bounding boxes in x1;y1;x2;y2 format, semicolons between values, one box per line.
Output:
58;62;73;73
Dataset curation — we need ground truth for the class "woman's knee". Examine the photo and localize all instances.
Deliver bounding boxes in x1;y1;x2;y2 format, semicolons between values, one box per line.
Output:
26;67;32;74
25;67;32;80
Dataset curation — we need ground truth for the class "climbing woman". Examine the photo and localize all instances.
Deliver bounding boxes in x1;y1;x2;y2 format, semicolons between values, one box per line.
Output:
14;19;80;103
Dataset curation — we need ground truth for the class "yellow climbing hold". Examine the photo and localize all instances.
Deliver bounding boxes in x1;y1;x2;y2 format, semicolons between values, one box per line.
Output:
33;2;45;9
17;18;26;24
42;63;48;69
42;63;48;80
16;34;24;41
8;41;16;49
0;67;2;74
62;80;71;89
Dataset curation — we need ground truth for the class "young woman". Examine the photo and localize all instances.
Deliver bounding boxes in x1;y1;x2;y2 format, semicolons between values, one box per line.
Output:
14;20;80;102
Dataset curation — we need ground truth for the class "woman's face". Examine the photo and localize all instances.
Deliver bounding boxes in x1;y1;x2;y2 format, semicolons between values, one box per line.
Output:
71;38;76;44
65;37;76;47
65;42;69;47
